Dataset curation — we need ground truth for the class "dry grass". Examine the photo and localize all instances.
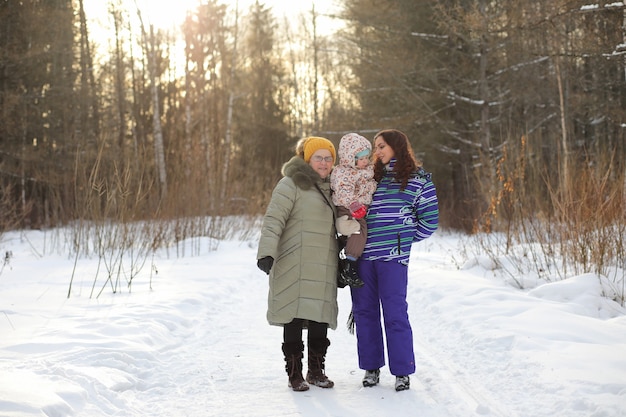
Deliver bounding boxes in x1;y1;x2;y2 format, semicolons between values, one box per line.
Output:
63;142;264;299
471;136;626;306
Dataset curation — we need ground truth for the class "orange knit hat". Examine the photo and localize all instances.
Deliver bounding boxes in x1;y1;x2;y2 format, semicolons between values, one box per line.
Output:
303;136;336;163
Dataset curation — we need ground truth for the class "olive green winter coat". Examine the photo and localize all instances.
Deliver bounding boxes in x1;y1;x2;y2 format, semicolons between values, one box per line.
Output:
257;156;339;330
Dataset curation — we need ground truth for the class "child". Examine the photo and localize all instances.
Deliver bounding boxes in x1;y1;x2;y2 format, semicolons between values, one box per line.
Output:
330;133;377;288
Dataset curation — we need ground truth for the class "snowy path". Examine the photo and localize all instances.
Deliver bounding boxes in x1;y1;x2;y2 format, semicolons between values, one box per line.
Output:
1;233;625;416
151;243;455;417
105;241;533;417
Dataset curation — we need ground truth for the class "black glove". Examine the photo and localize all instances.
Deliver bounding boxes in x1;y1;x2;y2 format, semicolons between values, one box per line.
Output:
257;256;274;275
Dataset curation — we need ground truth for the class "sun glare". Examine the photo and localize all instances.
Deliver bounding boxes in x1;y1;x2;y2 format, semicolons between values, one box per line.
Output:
83;0;338;77
85;1;337;32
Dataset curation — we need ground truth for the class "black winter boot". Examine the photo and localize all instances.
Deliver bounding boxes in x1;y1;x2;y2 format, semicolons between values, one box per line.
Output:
306;338;334;388
282;342;309;391
337;258;348;288
340;259;364;288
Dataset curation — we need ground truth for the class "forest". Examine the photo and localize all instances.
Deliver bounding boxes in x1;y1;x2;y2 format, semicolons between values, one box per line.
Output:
1;0;626;292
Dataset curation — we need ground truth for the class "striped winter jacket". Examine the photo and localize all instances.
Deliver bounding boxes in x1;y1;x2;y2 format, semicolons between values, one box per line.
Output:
361;159;439;265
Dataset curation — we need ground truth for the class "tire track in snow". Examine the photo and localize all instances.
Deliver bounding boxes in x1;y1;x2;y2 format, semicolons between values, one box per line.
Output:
407;244;520;417
411;331;518;417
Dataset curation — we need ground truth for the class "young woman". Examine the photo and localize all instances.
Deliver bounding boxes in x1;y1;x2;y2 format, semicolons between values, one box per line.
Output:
257;137;339;392
352;129;439;391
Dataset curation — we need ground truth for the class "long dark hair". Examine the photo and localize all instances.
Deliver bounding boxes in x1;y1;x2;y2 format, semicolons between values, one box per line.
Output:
373;129;422;190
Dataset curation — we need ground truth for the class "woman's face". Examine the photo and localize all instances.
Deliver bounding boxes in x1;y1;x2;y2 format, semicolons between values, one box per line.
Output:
374;135;395;165
309;149;334;179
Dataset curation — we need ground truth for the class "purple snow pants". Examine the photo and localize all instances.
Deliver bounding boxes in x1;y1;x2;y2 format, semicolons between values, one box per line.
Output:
351;259;415;376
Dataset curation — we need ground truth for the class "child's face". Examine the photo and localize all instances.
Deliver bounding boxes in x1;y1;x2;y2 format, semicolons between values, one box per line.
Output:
355;155;370;169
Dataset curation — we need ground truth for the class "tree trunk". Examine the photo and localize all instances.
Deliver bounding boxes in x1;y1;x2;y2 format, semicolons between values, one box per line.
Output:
222;4;239;200
554;55;569;201
148;26;167;201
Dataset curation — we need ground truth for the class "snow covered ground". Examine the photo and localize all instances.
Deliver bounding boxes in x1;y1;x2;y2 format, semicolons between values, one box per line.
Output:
1;225;625;417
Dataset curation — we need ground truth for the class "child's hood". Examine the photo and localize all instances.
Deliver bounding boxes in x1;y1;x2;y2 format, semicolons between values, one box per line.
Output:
338;133;371;167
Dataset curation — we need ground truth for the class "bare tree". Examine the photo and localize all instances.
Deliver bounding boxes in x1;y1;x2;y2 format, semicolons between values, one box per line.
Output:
135;9;167;201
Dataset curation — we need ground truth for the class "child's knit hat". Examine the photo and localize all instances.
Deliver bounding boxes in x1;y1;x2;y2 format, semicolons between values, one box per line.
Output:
355;149;371;160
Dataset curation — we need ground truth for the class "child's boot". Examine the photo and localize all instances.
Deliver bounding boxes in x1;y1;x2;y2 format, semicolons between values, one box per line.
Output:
341;259;364;288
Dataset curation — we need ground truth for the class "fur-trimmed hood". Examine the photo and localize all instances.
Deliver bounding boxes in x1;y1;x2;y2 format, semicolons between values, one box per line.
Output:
281;156;329;190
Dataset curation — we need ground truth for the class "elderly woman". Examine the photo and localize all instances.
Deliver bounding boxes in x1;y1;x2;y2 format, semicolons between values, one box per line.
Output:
256;137;339;392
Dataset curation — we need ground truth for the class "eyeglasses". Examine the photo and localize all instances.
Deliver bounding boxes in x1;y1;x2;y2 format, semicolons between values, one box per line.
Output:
311;155;333;163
